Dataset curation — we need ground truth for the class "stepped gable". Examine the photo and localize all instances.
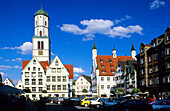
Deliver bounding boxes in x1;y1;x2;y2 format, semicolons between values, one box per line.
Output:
96;55;134;76
64;65;73;79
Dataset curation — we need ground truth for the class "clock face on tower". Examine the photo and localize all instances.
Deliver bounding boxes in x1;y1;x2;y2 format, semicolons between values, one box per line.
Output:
38;50;43;55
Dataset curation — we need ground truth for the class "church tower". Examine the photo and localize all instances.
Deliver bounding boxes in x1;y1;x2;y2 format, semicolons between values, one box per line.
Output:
32;3;51;63
92;40;97;66
112;46;117;58
131;43;136;60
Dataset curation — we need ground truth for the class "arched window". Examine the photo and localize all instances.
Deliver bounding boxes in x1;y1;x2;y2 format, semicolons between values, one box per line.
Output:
40;31;42;36
38;41;40;49
41;41;44;49
45;21;47;26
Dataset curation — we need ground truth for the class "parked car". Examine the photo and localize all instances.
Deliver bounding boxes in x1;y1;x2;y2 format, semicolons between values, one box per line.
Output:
81;97;96;107
149;100;170;110
90;98;107;108
101;98;125;110
110;99;153;111
144;98;154;103
53;97;64;104
63;97;81;106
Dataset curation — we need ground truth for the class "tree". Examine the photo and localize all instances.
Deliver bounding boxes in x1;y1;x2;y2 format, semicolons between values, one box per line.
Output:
82;89;88;93
42;90;47;93
132;88;141;94
23;88;31;93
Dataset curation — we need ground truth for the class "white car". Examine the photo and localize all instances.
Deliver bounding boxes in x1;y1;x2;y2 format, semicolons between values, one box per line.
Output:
90;98;107;108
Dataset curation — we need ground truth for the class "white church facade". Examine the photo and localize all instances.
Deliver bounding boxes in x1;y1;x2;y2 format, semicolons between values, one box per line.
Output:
20;4;73;100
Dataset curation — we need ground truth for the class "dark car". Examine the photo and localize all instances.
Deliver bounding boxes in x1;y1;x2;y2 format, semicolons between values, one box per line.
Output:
63;97;81;106
150;100;170;110
101;98;125;109
144;98;154;103
53;97;64;104
110;99;152;111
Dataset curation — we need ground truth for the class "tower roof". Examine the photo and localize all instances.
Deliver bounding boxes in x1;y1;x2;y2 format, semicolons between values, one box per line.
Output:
112;46;116;50
92;41;97;49
131;43;135;51
34;2;48;17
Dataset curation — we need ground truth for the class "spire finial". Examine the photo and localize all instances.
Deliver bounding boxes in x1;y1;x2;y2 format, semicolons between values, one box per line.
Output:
131;42;135;51
113;46;115;50
41;1;43;9
92;37;97;50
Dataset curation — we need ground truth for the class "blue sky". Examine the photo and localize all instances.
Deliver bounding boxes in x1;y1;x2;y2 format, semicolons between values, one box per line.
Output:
0;0;169;85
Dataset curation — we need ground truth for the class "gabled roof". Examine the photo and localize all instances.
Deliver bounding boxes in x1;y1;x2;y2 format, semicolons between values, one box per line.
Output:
64;65;73;79
82;75;91;84
118;61;126;70
3;77;15;87
22;60;49;71
96;55;134;76
127;60;137;71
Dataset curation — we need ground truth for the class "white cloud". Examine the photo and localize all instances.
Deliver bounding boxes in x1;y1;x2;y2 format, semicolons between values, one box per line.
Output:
0;72;7;77
60;17;143;41
0;42;32;55
73;67;85;73
51;52;55;56
74;74;79;77
0;65;12;70
11;58;22;62
13;66;22;69
150;0;165;10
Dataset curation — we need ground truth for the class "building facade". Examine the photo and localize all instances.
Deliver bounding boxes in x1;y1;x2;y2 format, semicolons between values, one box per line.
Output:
21;4;73;100
3;78;15;87
137;27;170;99
75;75;92;97
91;42;135;97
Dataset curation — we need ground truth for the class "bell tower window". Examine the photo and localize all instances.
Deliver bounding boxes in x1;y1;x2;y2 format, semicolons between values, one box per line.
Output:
45;21;47;26
41;41;44;49
40;31;42;36
38;41;40;49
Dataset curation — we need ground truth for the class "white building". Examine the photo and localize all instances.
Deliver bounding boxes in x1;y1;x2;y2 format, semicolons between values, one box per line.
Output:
75;75;92;97
91;42;136;97
21;4;73;100
15;80;23;90
3;78;15;87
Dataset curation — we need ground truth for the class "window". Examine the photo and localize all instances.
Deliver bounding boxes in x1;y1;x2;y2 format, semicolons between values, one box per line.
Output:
28;67;30;71
142;79;145;86
149;66;152;73
45;21;47;26
63;85;66;90
101;85;104;89
25;79;29;85
57;68;61;73
52;85;56;90
57;76;61;82
51;76;56;82
81;82;83;85
167;34;170;40
32;72;36;77
167;47;170;55
102;65;104;68
109;60;112;63
38;72;42;77
101;77;104;81
33;67;36;71
100;60;103;63
19;85;21;87
46;76;50;82
149;78;153;85
162;50;165;57
38;41;40;49
141;58;144;64
111;65;113;68
41;41;44;49
149;55;152;62
63;76;66;82
25;72;29;77
52;68;56;73
47;85;50;90
113;77;115;81
36;21;37;25
39;87;42;92
155;53;158;60
32;79;36;85
57;85;61;90
111;70;115;73
163;77;166;83
107;77;110;81
155;65;159;72
107;85;110;89
32;87;36;92
155;77;159;84
40;31;42;36
38;68;40;71
38;79;42;85
102;70;106;73
55;60;58;66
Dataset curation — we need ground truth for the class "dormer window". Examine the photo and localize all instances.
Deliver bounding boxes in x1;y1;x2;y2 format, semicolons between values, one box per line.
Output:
102;65;104;68
102;70;106;73
109;60;112;63
55;60;58;66
33;60;36;64
100;60;103;63
111;65;113;68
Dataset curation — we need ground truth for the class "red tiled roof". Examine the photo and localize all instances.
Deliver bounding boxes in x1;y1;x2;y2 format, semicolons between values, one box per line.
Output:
96;55;134;76
64;65;73;79
40;61;49;71
22;60;30;69
22;60;49;71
